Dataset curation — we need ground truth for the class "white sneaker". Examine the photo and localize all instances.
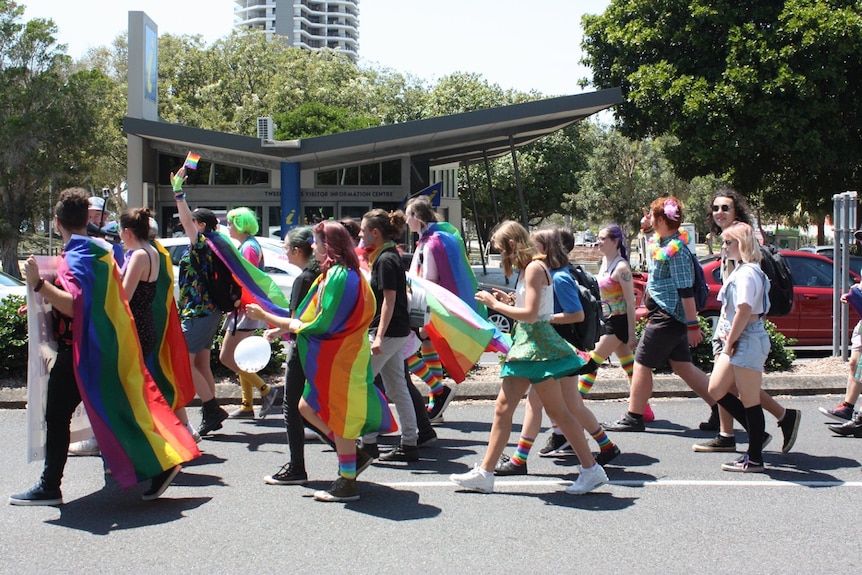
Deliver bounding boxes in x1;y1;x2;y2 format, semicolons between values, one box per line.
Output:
565;464;608;495
184;422;202;444
68;437;100;456
450;464;494;493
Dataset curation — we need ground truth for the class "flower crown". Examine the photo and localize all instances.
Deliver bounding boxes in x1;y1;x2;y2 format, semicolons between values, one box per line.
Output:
663;199;680;222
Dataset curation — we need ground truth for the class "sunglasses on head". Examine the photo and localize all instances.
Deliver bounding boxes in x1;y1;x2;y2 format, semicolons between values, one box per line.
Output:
712;204;732;213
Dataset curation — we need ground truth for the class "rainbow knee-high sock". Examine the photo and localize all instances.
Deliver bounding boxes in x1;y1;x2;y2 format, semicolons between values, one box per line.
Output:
619;353;634;384
578;351;605;396
591;426;614;452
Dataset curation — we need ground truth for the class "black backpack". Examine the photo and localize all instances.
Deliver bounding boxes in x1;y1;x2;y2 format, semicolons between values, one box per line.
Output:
759;244;794;317
555;264;603;351
684;246;709;311
192;246;242;314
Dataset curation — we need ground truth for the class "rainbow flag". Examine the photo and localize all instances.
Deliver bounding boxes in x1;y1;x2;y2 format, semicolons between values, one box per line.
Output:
296;264;397;438
59;236;199;489
147;240;195;410
420;221;485;317
204;232;291;318
184;152;201;170
409;275;510;383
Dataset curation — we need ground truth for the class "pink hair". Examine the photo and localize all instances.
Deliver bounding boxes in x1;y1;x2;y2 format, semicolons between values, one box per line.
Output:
313;221;360;273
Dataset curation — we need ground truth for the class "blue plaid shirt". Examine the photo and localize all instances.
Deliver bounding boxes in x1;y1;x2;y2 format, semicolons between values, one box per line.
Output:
646;231;694;323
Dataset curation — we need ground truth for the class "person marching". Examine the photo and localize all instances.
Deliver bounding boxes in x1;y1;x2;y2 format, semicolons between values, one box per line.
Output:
220;207;281;419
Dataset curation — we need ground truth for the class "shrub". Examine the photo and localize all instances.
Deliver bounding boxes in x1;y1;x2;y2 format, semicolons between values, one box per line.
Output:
0;295;28;378
635;315;796;373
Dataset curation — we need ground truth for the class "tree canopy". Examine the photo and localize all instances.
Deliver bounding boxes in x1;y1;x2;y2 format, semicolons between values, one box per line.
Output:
581;0;862;222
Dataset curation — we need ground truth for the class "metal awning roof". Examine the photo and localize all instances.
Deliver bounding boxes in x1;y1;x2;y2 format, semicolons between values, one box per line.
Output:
123;87;622;170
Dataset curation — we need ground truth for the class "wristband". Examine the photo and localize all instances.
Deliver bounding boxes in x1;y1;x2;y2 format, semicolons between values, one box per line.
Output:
174;192;186;202
686;319;699;327
171;174;185;192
33;278;45;292
687;324;701;331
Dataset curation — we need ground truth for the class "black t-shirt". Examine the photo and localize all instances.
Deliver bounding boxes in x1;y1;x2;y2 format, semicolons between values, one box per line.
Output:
369;247;410;337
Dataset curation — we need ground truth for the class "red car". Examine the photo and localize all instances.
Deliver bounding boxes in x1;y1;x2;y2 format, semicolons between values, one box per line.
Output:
634;251;860;346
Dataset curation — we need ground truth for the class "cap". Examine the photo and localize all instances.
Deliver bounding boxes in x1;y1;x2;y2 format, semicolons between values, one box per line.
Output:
88;196;105;211
192;208;218;231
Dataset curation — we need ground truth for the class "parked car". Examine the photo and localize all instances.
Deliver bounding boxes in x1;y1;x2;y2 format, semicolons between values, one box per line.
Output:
158;236;300;300
634;251;861;346
799;245;862;275
0;269;26;300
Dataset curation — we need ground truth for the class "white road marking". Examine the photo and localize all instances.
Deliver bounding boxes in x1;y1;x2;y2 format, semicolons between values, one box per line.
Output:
384;479;862;488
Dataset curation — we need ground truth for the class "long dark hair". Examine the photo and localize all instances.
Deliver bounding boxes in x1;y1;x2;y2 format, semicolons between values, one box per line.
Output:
707;189;754;236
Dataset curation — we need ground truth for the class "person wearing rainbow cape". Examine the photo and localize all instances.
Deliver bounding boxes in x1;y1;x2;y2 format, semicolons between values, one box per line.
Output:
10;188;200;506
605;197;715;433
404;196;483;422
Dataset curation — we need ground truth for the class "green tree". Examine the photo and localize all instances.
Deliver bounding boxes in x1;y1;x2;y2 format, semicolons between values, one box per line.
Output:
0;1;112;276
581;0;862;228
274;101;378;139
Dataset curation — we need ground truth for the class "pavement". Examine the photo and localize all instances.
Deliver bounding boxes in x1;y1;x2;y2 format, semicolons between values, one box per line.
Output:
0;366;847;410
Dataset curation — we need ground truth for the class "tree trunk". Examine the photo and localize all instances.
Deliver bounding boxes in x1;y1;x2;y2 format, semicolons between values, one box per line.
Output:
1;236;21;279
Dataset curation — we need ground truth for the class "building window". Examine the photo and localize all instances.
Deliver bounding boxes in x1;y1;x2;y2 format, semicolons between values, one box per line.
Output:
315;159;402;187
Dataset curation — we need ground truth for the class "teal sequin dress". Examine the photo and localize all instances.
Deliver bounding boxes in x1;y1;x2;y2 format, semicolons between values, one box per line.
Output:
500;263;586;383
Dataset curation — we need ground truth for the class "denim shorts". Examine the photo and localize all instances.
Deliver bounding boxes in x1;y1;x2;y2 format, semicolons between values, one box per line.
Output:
181;312;223;353
719;321;769;372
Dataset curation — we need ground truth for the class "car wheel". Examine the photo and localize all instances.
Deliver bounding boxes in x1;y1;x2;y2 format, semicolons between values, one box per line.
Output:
703;312;720;335
488;312;512;334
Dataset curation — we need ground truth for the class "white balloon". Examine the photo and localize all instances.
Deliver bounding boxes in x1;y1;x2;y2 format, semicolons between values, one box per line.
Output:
234;335;272;373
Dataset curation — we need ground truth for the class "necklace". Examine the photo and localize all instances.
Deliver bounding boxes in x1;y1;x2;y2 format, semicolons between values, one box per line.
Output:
651;230;690;261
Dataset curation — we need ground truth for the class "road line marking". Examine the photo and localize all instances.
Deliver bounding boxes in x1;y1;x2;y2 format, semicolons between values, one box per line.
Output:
383;479;862;488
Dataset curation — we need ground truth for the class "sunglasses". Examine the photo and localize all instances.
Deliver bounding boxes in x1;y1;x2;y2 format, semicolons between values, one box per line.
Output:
712;204;732;213
723;239;737;246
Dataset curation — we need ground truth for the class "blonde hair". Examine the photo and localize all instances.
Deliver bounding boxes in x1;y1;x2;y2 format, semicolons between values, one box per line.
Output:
723;222;761;264
492;220;535;277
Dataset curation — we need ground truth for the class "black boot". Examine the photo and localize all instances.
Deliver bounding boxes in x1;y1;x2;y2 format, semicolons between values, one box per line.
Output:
198;399;228;436
699;404;720;431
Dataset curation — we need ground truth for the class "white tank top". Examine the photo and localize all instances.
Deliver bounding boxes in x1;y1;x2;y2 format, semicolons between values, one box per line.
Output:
515;263;553;323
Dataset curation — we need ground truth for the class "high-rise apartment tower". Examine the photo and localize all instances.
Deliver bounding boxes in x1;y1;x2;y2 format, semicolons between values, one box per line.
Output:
234;1;359;60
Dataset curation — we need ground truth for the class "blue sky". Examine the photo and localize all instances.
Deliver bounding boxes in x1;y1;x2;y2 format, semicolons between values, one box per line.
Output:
22;0;610;96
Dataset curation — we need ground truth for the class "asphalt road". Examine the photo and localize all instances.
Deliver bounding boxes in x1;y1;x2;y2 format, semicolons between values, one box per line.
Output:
2;395;861;574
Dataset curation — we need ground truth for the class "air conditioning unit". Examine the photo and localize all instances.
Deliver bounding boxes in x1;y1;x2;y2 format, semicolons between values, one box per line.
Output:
257;117;275;141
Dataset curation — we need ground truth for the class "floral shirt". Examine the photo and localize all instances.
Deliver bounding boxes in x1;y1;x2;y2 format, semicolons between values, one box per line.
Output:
177;232;218;319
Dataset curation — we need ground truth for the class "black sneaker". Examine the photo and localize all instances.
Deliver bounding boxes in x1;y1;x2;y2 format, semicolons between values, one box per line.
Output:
379;444;420;462
264;463;308;485
313;476;359;502
494;457;527;476
258;386;282;419
538;433;573;457
9;484;63;506
699;404;720;431
819;402;855;422
417;429;437;447
198;405;229;436
426;385;454;421
603;413;645;432
692;434;737;452
142;465;181;501
595;445;621;466
356;446;374;477
778;409;801;453
357;440;379;459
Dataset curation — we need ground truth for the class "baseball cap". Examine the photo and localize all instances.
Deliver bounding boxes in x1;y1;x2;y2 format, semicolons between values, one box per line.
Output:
192;208;218;231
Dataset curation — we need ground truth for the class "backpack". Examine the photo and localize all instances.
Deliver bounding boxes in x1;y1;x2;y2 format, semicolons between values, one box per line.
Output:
684;246;709;311
192;245;242;314
557;264;603;351
758;244;794;317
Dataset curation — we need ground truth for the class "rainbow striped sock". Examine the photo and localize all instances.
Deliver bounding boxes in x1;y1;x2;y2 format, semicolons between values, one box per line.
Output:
510;435;534;466
421;341;445;382
338;453;358;479
591;426;613;451
619;353;634;384
579;372;597;397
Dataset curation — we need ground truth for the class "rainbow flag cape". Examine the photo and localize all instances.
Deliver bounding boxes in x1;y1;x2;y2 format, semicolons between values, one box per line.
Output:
147;240;195;410
203;232;291;318
420;222;486;317
59;236;200;489
296;264;397;438
409;275;511;383
184;152;201;170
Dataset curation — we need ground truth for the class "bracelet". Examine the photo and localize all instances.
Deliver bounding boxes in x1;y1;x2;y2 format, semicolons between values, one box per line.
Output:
174;192;186;202
33;278;45;292
686;319;699;326
687;324;701;331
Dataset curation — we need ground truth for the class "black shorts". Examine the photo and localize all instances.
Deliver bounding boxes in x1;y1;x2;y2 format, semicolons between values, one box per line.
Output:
635;309;691;368
603;314;631;344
